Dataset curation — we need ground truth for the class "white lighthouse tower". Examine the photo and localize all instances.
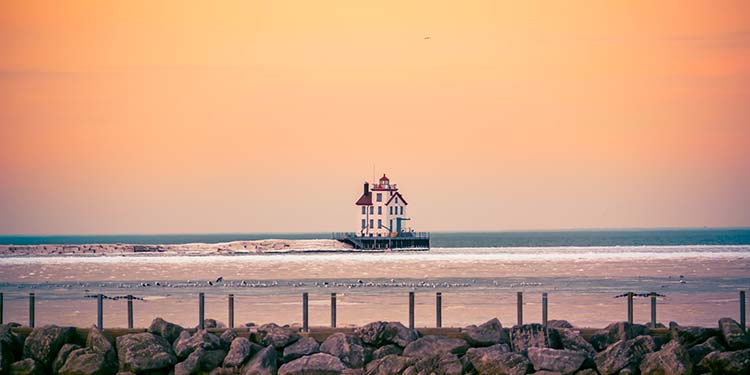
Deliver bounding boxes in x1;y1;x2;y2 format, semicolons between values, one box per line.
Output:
355;174;410;237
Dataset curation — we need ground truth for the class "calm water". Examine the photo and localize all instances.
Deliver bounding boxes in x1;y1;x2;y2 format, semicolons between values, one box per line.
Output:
2;228;750;246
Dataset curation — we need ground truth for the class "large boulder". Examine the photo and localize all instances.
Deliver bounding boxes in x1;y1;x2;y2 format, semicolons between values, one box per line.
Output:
355;322;417;348
282;337;319;363
52;343;81;374
371;344;402;360
402;335;469;358
589;322;649;352
1;325;21;374
257;323;300;349
668;322;717;348
278;353;346;375
698;348;750;375
220;329;238;350
116;332;177;373
688;336;725;373
555;328;596;357
22;325;77;369
547;320;574;329
465;345;530;375
58;326;118;375
639;340;692;375
462;318;509;347
719;318;750;350
223;337;257;368
364;354;411;375
241;345;277;375
174;347;227;375
320;333;365;368
594;335;656;375
510;324;556;353
173;330;222;359
527;347;587;375
10;358;44;375
148;318;184;344
404;352;463;375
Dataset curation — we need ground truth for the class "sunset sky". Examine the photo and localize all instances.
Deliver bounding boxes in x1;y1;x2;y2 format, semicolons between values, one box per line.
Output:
1;0;749;234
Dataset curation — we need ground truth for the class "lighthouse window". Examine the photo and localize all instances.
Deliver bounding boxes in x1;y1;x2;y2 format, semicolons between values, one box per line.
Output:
389;207;393;215
400;206;404;215
378;219;382;228
378;206;382;215
376;193;382;202
361;219;366;228
370;219;374;228
369;206;374;214
361;206;366;214
396;197;399;204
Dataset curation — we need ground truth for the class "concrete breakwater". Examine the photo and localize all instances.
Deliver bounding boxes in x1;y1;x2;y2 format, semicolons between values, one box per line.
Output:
2;317;750;374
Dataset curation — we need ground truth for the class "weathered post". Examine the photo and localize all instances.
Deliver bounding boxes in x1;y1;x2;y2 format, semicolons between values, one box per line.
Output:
0;292;3;324
228;294;235;329
436;292;442;328
650;294;657;327
408;292;415;329
97;294;104;329
127;295;134;329
331;293;337;328
198;293;205;330
627;292;634;325
741;290;746;332
29;293;35;328
542;292;548;328
302;292;309;333
517;292;523;325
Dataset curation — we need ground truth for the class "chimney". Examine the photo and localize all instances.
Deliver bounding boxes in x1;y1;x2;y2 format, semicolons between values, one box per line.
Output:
363;182;369;195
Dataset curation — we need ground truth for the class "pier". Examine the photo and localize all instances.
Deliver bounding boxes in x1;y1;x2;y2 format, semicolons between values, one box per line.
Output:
332;232;430;250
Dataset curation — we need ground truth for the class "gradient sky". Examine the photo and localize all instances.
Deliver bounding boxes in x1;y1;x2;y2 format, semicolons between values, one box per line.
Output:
1;0;749;234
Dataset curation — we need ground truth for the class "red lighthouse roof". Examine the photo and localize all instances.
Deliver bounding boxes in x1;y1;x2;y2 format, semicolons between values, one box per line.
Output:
379;174;389;182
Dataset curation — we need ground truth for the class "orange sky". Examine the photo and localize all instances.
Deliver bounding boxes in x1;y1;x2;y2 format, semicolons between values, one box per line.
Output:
1;0;749;234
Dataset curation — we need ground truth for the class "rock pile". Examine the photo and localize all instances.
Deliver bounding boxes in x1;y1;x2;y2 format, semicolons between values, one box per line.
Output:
0;316;748;374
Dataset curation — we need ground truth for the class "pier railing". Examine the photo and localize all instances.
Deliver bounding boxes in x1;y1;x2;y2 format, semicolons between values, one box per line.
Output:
331;232;430;240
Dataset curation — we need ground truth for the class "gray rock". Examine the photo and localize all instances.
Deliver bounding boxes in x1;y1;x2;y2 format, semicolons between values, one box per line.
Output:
510;324;554;353
527;347;588;375
463;318;509;347
58;347;118;375
575;370;598;375
282;337;319;363
220;329;238;350
371;344;402;360
556;328;596;357
241;345;277;375
407;352;463;375
698;348;750;375
547;320;574;329
175;347;227;375
10;358;44;375
589;322;649;352
257;323;300;349
402;335;469;358
594;335;656;375
1;325;21;374
465;346;530;375
364;354;410;375
148;318;185;344
278;353;346;375
173;329;222;360
22;325;77;369
210;368;241;375
355;322;417;348
668;322;717;348
320;333;365;368
224;337;253;368
53;343;81;374
639;340;692;375
688;336;725;373
115;332;177;373
719;317;750;350
200;319;226;329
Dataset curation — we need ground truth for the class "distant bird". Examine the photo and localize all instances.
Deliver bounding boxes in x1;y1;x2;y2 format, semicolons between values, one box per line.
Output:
208;281;214;286
216;276;223;283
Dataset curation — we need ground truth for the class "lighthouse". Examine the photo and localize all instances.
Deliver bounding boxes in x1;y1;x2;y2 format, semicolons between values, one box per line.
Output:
355;174;409;237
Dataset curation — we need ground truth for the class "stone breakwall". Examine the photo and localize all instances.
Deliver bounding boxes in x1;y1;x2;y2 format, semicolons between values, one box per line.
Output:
1;317;749;374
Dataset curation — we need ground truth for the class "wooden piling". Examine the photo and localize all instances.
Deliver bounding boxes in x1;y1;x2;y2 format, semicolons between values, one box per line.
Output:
302;292;309;333
228;294;235;329
97;294;104;329
127;295;133;329
650;294;657;327
436;292;442;328
542;292;548;328
198;293;205;330
627;292;634;325
29;293;35;328
331;293;337;328
517;292;523;325
409;292;415;329
741;290;746;332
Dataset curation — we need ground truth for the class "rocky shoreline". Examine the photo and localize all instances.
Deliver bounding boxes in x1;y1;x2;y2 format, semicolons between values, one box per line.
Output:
1;317;749;374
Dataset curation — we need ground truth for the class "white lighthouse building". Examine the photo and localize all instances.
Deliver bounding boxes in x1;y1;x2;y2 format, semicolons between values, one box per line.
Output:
355;174;410;237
